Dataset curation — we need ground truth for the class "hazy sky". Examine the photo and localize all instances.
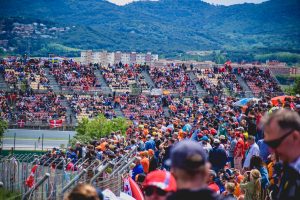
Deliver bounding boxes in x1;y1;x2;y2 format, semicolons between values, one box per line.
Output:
107;0;268;6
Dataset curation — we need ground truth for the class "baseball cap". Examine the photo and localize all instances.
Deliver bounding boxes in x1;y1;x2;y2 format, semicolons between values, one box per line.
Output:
213;139;220;144
201;135;209;141
143;170;177;192
167;140;207;171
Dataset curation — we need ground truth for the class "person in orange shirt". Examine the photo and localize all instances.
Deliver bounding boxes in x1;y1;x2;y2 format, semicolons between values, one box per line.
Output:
96;138;108;151
140;151;150;174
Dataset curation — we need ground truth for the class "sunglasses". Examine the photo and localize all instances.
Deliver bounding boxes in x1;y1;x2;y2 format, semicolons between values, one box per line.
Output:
144;186;167;196
264;129;295;149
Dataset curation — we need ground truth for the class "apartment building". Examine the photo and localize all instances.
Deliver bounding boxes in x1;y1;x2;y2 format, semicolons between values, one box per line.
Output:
80;50;159;65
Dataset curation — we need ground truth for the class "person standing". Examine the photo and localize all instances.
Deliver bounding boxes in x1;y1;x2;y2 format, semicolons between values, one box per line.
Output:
243;136;260;170
262;109;300;199
209;139;228;173
228;130;237;168
167;140;220;200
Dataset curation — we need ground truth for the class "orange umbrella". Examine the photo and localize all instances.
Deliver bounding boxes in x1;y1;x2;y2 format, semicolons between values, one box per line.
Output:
271;95;295;106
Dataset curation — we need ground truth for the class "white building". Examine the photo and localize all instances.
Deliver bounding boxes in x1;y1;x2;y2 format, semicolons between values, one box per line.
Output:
80;50;93;64
80;50;159;66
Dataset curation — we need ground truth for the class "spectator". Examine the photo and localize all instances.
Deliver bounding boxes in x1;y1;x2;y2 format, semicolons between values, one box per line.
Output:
145;135;156;151
140;151;150;174
240;169;262;200
257;139;270;163
209;139;228;173
250;155;270;190
223;182;237;200
167;140;220;200
262;109;300;199
228;130;237;168
143;170;177;200
64;183;100;200
132;157;144;180
208;170;220;194
75;142;83;159
148;149;158;172
243;136;259;170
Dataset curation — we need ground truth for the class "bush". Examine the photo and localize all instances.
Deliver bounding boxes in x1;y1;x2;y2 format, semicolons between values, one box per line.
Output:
71;114;129;146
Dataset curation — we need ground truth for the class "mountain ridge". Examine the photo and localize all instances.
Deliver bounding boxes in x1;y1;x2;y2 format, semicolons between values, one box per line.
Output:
0;0;299;62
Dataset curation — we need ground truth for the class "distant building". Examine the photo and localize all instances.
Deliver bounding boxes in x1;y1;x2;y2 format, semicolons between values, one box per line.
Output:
80;50;159;65
80;50;93;64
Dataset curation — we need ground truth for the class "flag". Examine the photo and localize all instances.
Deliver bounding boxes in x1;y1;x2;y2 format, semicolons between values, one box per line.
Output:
25;164;38;188
17;120;25;128
123;177;132;196
49;119;63;128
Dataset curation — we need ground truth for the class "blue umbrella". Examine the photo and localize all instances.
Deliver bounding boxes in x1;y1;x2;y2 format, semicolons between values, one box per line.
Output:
233;98;259;107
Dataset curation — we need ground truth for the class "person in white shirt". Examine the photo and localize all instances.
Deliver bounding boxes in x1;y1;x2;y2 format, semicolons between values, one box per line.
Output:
243;135;260;170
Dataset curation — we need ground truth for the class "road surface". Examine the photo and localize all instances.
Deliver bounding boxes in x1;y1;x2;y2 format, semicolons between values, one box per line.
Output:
2;129;75;150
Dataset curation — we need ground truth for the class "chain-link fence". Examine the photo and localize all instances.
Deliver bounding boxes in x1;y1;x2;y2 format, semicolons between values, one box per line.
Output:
0;147;138;200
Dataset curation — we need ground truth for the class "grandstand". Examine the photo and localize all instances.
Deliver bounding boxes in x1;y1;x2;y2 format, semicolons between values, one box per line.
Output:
0;57;284;129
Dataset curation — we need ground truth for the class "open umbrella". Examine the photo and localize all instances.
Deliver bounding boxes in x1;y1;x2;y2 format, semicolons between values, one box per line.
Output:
271;95;295;106
233;98;259;107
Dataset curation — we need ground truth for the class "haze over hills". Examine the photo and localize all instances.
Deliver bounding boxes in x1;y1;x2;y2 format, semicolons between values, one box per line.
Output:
0;0;299;63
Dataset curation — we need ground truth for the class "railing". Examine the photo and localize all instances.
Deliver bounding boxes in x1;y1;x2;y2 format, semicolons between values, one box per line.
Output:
0;146;139;199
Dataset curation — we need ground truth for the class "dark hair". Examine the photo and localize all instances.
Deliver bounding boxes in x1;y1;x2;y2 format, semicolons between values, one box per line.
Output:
250;155;264;169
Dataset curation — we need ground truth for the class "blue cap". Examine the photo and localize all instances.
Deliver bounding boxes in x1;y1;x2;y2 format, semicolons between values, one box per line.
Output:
166;140;207;171
201;136;209;141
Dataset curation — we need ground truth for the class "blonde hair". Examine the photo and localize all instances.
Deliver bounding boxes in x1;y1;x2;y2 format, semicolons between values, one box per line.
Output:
64;184;99;200
250;169;261;199
225;182;236;194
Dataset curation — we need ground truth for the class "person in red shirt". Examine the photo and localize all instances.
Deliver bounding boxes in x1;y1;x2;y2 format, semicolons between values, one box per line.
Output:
208;170;220;194
234;133;245;172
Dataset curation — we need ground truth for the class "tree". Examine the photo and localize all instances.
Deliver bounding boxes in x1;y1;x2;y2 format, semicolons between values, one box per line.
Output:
0;119;8;148
71;114;129;146
293;77;300;94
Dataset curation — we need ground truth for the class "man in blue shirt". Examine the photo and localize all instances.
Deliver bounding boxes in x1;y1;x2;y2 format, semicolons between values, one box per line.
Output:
257;139;270;163
132;157;144;180
145;135;156;151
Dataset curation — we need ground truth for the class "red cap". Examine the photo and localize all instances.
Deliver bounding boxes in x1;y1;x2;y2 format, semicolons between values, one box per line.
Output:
143;170;177;192
210;129;217;135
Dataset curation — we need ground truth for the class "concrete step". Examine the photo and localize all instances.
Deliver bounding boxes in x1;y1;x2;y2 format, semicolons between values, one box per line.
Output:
141;70;155;88
188;71;207;97
95;69;112;94
236;75;254;97
44;68;61;92
60;98;76;125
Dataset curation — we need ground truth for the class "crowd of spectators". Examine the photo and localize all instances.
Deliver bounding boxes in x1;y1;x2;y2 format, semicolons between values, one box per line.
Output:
50;60;99;91
119;94;164;120
101;63;149;92
149;65;196;95
50;99;300;200
67;93;116;120
1;59;50;90
1;58;299;200
15;90;66;122
239;67;283;97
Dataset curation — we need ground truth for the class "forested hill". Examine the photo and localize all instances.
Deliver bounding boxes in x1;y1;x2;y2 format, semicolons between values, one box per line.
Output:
0;0;299;62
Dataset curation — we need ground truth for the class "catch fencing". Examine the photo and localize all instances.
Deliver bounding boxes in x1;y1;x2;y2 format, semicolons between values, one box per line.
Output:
0;147;137;200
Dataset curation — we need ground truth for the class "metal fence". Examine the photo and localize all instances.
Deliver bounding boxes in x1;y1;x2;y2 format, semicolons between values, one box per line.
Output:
0;147;137;200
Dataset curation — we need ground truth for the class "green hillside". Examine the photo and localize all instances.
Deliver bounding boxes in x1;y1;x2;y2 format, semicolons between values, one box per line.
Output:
0;0;299;63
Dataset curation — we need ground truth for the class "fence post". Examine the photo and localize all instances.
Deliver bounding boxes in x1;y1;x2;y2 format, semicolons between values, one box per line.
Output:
22;173;50;200
89;162;111;185
62;169;87;194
